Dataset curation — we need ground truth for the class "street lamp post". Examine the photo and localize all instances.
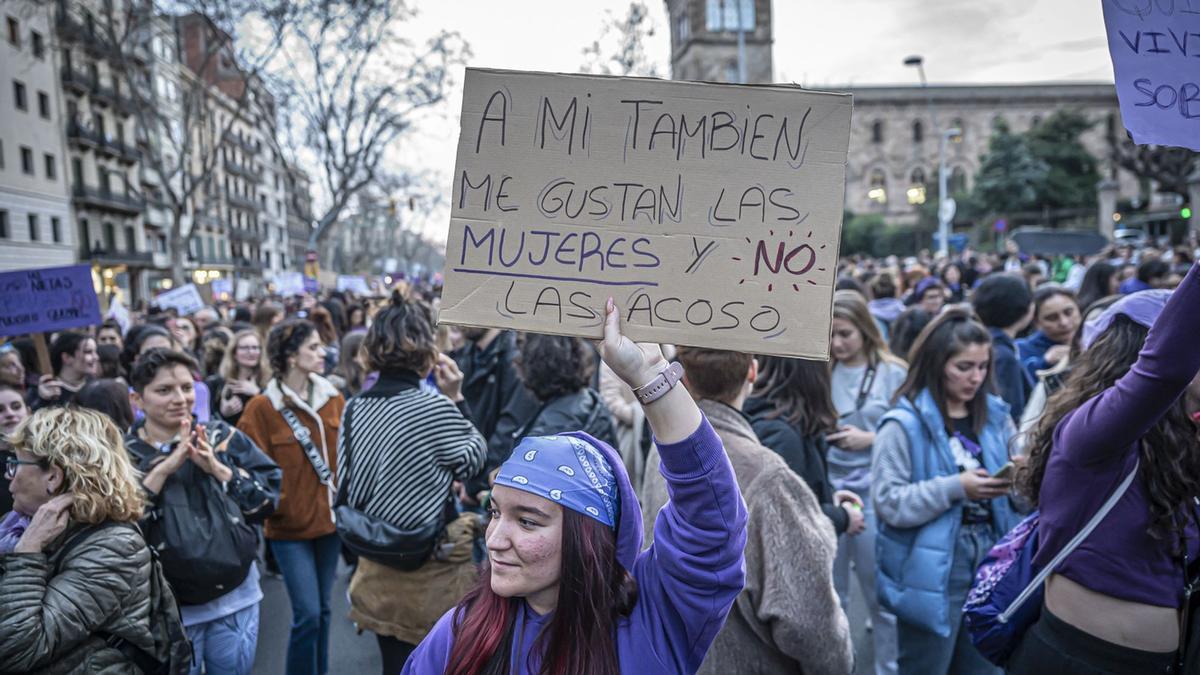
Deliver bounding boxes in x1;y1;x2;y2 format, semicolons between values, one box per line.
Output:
904;55;952;258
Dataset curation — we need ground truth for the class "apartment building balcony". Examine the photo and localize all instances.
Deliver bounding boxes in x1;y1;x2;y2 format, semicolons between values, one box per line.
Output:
227;191;260;212
235;256;265;272
66;121;103;150
72;185;145;216
79;245;154;267
224;160;261;183
223;131;261;155
109;139;143;165
190;251;234;269
55;12;86;43
60;66;95;95
228;225;263;244
91;82;115;107
114;91;136;117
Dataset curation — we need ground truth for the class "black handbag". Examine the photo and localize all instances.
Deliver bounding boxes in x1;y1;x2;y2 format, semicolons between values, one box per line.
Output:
1177;499;1200;674
304;400;448;571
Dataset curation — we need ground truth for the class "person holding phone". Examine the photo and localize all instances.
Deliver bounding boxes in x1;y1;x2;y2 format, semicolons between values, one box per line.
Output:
871;308;1021;674
827;290;907;674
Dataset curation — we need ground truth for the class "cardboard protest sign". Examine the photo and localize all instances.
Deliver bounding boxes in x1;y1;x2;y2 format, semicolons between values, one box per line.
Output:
1101;1;1200;150
438;68;852;359
152;283;205;315
0;264;101;337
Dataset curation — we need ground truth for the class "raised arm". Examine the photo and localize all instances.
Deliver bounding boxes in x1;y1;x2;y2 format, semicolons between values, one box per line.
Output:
598;298;748;672
1057;263;1200;465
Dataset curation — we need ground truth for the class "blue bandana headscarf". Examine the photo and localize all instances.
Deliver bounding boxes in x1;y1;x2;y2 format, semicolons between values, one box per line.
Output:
494;434;620;528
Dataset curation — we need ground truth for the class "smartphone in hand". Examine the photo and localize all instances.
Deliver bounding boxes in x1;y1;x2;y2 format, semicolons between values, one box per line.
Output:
992;462;1016;481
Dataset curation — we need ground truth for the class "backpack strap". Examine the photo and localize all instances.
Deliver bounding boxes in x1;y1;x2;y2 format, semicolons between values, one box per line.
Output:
279;406;335;489
335;400;355;508
999;459;1139;624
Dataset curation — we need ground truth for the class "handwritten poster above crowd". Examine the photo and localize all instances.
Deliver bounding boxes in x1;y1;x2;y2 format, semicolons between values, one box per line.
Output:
0;264;101;337
1102;0;1200;151
438;68;853;359
152;283;205;316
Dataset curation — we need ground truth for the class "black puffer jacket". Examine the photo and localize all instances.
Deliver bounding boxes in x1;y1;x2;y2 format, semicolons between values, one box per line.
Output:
0;522;154;673
495;388;618;464
744;396;849;535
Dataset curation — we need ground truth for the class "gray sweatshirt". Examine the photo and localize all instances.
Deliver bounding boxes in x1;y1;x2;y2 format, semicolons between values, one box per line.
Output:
871;416;1021;529
870;419;968;529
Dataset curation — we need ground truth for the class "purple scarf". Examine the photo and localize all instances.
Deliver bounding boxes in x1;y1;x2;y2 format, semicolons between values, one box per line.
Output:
0;510;31;554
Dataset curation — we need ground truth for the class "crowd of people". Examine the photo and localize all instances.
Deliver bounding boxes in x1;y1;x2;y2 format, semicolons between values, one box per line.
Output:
0;236;1198;675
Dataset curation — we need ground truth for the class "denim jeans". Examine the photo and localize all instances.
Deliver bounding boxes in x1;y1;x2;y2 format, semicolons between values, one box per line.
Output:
270;534;341;675
896;523;1000;675
185;603;260;675
833;494;898;675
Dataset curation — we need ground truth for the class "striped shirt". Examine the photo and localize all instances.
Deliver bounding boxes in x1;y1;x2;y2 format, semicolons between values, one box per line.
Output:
337;371;486;530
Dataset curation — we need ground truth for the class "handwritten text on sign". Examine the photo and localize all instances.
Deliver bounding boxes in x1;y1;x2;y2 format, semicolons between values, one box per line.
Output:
438;69;852;359
0;264;101;337
1102;0;1200;150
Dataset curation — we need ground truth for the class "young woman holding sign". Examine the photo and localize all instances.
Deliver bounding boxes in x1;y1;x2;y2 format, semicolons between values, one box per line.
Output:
402;298;748;675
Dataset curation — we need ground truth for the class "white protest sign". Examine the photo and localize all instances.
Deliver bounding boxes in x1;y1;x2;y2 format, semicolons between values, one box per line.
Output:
235;279;252;302
275;272;306;297
106;296;131;334
1102;0;1200;150
438;68;852;359
211;278;233;300
336;275;371;294
152;283;205;315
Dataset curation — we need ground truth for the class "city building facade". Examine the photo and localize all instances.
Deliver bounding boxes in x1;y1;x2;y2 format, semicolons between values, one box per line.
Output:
1;2;75;272
0;2;312;302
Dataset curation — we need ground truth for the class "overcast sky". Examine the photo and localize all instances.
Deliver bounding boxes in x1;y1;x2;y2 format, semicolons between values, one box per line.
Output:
397;0;1115;242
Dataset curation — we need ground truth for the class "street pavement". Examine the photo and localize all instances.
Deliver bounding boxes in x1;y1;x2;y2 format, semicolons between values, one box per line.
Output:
252;560;381;674
251;557;876;674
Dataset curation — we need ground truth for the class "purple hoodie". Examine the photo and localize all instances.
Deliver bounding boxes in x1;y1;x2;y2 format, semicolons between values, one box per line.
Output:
1036;263;1200;606
0;511;30;554
401;416;748;674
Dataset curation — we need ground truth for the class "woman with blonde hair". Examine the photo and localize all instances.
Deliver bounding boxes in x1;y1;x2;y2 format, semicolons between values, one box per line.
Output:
827;289;908;674
0;406;182;671
208;329;270;427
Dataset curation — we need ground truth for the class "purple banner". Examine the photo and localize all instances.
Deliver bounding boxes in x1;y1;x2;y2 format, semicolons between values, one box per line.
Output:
0;264;102;336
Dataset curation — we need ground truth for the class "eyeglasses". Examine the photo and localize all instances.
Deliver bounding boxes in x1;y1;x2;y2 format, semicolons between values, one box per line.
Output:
4;456;41;480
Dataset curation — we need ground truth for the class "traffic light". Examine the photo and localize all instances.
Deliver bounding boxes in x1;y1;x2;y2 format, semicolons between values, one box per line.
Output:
1183;205;1193;220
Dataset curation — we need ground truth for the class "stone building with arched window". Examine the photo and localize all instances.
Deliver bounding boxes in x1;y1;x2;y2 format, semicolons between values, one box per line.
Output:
829;83;1141;228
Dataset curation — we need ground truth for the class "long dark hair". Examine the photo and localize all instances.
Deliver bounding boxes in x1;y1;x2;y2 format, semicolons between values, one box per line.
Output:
753;355;838;437
445;508;637;675
1075;262;1117;313
893;307;994;437
1020;314;1200;545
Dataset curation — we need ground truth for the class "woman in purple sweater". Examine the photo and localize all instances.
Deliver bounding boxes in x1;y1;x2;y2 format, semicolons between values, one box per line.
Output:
402;298;748;675
1011;262;1200;673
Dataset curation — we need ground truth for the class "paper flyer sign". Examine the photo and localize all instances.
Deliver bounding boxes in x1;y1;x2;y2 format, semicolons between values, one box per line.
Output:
152;283;205;315
1102;0;1200;150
